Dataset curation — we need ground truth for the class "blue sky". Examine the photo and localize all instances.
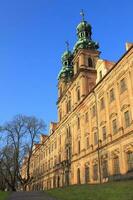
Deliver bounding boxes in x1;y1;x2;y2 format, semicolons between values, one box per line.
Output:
0;0;133;132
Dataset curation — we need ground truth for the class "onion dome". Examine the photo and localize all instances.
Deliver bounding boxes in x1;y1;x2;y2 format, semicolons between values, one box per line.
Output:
58;44;74;81
73;10;99;53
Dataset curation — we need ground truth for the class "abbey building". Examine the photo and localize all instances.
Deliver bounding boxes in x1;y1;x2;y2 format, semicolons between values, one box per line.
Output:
22;13;133;190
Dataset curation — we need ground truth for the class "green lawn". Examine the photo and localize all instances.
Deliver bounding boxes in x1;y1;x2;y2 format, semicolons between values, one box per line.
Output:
46;181;133;200
0;192;10;200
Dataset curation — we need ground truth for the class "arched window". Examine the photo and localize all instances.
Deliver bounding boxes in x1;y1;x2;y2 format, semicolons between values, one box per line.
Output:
65;61;67;65
88;58;93;68
60;87;62;97
75;61;79;73
77;168;81;184
85;166;90;183
77;88;80;101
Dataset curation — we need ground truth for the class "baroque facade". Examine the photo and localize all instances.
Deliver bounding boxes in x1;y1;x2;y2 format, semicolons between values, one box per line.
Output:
22;13;133;190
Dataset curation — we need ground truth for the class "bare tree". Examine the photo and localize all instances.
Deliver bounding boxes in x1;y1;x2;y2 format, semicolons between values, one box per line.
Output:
0;114;46;191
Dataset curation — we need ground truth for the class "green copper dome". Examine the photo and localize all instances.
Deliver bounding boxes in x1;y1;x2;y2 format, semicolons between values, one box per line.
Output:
77;21;92;35
61;50;72;62
58;49;73;81
73;11;99;53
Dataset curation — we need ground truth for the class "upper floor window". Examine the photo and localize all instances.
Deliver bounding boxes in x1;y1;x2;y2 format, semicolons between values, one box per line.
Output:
92;105;96;117
102;126;107;140
78;140;81;153
77;117;80;129
66;98;71;113
100;97;105;110
59;154;61;163
59;135;61;145
112;119;117;134
86;137;90;149
68;98;71;112
120;78;127;93
94;132;98;145
85;112;89;122
59;110;62;121
67;126;71;138
99;70;102;80
124;110;130;128
110;88;115;102
88;58;93;68
77;88;80;101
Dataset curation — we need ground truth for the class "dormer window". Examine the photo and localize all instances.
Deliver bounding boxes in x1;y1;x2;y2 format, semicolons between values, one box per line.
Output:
88;58;93;68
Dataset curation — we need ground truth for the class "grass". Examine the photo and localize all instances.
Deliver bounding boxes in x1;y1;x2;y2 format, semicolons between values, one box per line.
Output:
0;192;10;200
46;180;133;200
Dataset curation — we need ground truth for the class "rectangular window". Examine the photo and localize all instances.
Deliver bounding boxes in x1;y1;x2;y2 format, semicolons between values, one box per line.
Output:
100;97;105;110
59;154;61;163
102;160;108;178
77;117;80;129
127;152;133;171
94;132;98;145
102;126;107;140
124;110;130;128
113;157;120;175
120;78;127;93
93;164;98;180
77;88;80;101
85;112;89;122
86;137;89;149
112;119;117;134
85;166;90;183
92;105;96;117
78;141;80;153
110;88;115;102
99;70;102;80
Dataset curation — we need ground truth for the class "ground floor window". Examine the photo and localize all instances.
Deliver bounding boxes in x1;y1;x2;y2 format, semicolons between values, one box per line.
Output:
127;152;133;171
85;166;90;183
113;156;120;175
102;160;108;178
93;164;98;181
77;168;81;184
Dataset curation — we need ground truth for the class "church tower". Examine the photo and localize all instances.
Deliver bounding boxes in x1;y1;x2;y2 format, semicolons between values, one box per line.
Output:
57;11;100;122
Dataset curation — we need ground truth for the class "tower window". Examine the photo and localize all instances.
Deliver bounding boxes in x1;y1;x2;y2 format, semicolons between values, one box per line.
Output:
77;88;80;101
99;70;102;80
88;58;93;68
